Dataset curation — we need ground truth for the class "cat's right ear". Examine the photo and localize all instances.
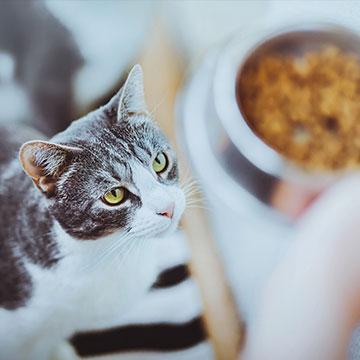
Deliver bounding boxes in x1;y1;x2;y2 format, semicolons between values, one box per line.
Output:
19;141;82;195
103;64;148;123
116;64;147;120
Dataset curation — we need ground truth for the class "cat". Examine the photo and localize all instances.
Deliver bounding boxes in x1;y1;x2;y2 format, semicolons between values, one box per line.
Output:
0;65;186;360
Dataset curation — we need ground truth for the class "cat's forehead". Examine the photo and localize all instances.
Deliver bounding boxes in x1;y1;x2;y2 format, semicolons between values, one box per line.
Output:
59;111;164;155
89;118;166;160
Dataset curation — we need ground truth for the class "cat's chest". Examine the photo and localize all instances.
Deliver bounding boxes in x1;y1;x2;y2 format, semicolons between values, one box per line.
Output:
27;232;159;329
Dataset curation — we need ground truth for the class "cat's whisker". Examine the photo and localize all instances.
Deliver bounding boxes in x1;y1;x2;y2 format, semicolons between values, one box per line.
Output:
79;233;135;272
115;237;140;268
184;192;202;203
185;189;209;210
99;242;134;271
186;196;208;204
183;181;202;193
186;205;209;212
186;196;203;204
182;175;199;185
184;190;203;201
181;180;202;195
181;178;199;191
183;179;201;189
184;189;201;200
186;199;204;205
104;238;132;261
184;190;203;199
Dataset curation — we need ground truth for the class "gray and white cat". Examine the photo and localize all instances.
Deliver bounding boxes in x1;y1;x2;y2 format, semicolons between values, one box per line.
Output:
0;65;186;360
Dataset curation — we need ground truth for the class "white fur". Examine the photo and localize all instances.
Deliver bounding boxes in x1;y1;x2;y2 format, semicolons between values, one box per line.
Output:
0;163;185;360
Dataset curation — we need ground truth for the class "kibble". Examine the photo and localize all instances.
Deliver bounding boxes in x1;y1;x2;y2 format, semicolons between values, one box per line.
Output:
238;46;360;170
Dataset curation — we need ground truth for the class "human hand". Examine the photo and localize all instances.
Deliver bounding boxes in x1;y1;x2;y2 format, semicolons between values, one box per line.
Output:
243;175;360;360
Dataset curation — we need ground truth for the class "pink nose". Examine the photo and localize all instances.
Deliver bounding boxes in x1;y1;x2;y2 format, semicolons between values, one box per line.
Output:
157;203;175;219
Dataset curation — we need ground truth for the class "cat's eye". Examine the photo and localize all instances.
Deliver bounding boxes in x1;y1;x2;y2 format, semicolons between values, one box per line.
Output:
152;152;168;174
103;187;126;206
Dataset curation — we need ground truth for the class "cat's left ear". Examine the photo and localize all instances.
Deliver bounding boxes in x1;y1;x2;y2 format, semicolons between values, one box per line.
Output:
117;64;148;121
19;141;82;195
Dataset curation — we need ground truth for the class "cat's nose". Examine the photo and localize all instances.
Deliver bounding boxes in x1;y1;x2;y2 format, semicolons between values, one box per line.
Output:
156;203;175;219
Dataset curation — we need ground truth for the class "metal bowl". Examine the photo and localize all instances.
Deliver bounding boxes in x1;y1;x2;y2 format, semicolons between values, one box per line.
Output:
208;23;360;215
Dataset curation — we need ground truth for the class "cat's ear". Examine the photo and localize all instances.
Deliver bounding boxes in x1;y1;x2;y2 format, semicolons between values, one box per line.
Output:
19;141;82;195
117;64;148;121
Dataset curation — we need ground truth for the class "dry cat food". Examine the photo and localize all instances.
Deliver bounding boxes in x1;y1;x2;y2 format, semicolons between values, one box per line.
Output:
237;46;360;170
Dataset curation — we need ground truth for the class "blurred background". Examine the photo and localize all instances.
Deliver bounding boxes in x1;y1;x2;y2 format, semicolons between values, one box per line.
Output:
2;1;360;358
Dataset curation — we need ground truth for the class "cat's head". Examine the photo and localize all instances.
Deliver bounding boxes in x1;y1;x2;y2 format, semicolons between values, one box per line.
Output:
19;65;186;240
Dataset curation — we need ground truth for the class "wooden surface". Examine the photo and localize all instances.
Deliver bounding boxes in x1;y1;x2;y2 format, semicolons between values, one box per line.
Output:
139;21;242;359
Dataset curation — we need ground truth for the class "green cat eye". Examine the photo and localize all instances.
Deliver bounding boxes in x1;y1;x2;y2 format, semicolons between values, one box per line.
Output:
152;152;168;173
103;187;125;206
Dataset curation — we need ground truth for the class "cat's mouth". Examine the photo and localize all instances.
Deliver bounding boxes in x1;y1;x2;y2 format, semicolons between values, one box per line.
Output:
154;218;175;237
159;212;184;237
152;213;182;238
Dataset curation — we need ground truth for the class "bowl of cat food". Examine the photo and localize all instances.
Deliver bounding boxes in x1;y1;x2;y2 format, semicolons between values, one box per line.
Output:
208;23;360;217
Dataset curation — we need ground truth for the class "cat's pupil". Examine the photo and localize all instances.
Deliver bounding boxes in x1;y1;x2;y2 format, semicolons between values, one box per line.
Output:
111;189;117;197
